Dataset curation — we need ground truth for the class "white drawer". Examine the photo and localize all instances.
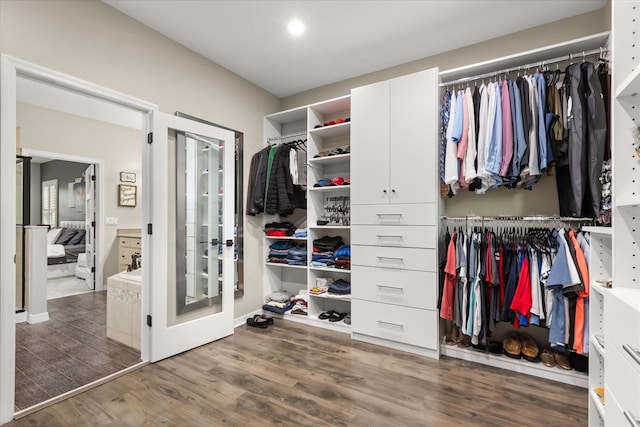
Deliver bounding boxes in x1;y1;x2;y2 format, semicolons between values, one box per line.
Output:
351;225;436;249
352;299;438;350
352;266;437;310
351;203;435;226
604;386;631;427
605;288;640;359
352;245;436;272
605;339;640;416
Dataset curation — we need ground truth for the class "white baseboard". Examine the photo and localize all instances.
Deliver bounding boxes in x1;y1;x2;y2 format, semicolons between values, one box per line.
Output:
234;309;262;328
15;311;27;324
27;312;49;324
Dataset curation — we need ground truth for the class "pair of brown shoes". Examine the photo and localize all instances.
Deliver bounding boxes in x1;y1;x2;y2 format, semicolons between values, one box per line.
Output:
445;324;471;348
502;331;539;362
540;348;572;370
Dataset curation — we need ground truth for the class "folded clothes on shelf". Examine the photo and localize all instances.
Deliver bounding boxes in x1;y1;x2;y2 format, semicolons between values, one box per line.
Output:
328;278;351;294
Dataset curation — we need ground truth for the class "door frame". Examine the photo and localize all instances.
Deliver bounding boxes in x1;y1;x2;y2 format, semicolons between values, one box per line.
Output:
0;54;157;423
19;150;104;290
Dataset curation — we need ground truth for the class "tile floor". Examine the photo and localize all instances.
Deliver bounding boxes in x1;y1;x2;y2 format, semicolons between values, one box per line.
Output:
47;276;93;300
15;291;141;411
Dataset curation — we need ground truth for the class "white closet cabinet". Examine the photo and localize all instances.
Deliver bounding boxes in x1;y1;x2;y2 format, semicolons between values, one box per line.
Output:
592;1;640;426
351;68;438;207
350;68;440;359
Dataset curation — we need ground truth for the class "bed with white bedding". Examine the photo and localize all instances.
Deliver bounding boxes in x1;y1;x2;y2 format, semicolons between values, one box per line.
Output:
47;220;86;278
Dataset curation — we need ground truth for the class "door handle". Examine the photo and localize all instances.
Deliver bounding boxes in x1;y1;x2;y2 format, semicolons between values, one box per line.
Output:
226;239;234;247
211;239;218;246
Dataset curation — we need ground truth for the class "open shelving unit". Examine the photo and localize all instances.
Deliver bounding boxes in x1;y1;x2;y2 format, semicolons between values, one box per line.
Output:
262;95;352;333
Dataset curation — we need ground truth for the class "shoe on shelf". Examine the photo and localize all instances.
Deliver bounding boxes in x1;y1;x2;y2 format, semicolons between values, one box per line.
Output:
502;331;522;359
554;351;572;370
594;387;604;404
519;333;540;362
457;333;472;348
445;324;459;346
540;348;556;367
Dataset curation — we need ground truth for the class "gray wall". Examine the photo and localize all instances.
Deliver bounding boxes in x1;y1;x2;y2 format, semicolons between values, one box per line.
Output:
39;160;89;223
29;163;40;225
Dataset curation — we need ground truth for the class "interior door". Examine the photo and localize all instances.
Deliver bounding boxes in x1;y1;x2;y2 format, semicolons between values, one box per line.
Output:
149;112;235;362
83;164;96;290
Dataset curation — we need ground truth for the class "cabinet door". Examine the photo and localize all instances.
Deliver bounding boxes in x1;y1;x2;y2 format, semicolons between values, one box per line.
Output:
351;80;390;205
389;68;438;204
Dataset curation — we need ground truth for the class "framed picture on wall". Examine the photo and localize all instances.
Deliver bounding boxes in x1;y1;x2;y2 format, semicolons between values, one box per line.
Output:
119;172;136;183
118;184;137;207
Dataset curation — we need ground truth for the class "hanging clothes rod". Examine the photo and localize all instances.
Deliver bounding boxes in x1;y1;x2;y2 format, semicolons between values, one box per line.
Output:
266;131;306;143
441;216;594;223
439;47;608;88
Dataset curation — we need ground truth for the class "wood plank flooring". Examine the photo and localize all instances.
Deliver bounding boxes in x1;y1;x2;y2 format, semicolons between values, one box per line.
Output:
7;320;588;426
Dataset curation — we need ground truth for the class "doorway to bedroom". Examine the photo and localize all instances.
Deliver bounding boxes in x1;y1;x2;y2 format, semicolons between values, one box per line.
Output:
13;100;144;412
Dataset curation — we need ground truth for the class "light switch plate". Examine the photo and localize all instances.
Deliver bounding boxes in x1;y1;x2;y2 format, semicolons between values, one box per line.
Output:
105;217;118;226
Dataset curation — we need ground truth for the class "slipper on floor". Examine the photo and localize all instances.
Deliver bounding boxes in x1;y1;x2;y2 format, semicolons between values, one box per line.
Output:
246;316;269;328
258;314;274;325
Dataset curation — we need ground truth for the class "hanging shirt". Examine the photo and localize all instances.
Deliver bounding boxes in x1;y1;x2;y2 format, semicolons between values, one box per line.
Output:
451;91;465;143
534;72;549;171
475;84;490;193
444;91;460;189
510;250;532;322
457;91;470;188
485;82;504;178
568;230;590;355
440;90;451;182
510;80;527;180
499;80;514;176
440;233;457;321
526;75;541;178
464;87;478;183
529;248;544;325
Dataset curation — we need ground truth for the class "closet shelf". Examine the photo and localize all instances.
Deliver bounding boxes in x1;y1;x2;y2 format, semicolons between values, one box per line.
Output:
615;65;640;100
309;122;350;138
308;315;351;332
309;293;351;301
590;335;605;358
265;262;307;270
264;235;307;241
310;225;351;229
589;389;606;420
441;345;588;388
582;226;612;236
308;266;351;274
591;281;611;296
615;195;640;208
308;153;351;166
308;186;350;193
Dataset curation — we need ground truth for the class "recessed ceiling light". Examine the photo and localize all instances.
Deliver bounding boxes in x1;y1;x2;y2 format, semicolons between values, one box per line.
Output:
287;19;305;36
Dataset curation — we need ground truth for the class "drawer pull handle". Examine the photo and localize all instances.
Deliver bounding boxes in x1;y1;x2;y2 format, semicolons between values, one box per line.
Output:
377;256;403;261
378;320;404;330
624;410;640;427
623;344;640;367
376;213;403;217
377;285;404;292
376;235;403;239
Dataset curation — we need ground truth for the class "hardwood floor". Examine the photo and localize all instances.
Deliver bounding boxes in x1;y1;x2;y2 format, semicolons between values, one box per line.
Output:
7;320;587;426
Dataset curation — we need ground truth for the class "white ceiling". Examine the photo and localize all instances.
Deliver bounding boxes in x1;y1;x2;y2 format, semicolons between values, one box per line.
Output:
104;0;607;98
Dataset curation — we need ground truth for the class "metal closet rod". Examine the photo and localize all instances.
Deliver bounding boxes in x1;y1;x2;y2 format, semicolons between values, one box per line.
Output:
439;47;608;88
266;131;307;143
441;216;594;222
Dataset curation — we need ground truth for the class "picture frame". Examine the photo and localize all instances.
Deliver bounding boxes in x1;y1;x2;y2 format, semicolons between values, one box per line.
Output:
118;184;137;207
119;171;136;183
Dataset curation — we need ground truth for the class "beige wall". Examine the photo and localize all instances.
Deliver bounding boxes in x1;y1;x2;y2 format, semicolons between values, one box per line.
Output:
280;6;610;217
1;1;611;319
1;0;280;318
17;102;143;282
